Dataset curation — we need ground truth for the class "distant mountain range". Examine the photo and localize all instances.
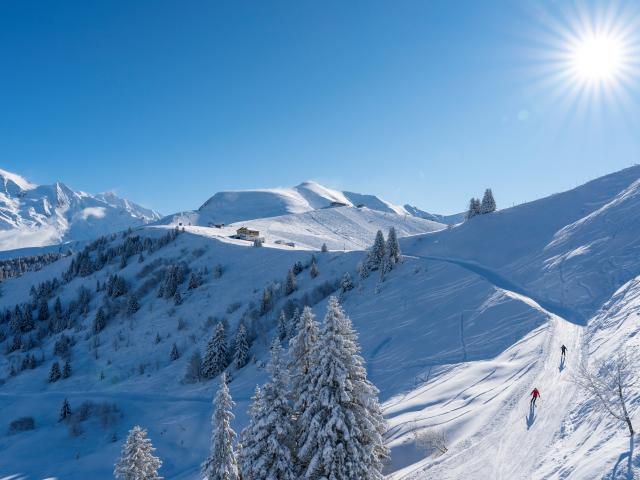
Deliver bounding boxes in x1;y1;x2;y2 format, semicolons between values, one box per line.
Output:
0;169;161;251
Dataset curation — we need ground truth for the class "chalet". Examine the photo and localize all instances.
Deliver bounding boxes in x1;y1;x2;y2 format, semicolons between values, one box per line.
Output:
234;227;260;240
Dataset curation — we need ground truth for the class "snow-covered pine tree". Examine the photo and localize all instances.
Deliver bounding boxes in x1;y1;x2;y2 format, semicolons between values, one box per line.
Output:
289;306;319;425
93;307;106;333
321;243;328;253
277;310;288;341
173;292;183;306
379;253;393;282
367;230;386;271
310;258;319;278
472;198;481;217
38;299;49;321
296;297;388;479
127;294;140;316
62;359;72;378
201;373;239;480
466;197;477;219
203;322;228;379
284;269;296;295
238;340;295;480
341;272;354;293
169;343;179;361
387;227;401;264
48;361;61;383
480;188;496;214
238;386;263;479
288;308;301;339
114;425;163;480
59;398;71;421
54;297;63;320
233;323;249;369
260;287;272;315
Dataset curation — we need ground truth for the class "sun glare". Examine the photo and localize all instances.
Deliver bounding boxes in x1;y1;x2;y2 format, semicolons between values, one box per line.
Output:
571;35;623;82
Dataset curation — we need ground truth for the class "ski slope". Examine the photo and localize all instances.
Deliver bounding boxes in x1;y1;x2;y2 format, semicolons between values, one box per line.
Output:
1;166;640;479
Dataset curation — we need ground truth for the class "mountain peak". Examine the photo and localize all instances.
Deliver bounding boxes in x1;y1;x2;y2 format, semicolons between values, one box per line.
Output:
0;168;37;193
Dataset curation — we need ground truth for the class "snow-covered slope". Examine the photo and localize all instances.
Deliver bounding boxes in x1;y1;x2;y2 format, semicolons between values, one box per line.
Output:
1;166;640;479
0;169;161;251
161;181;430;227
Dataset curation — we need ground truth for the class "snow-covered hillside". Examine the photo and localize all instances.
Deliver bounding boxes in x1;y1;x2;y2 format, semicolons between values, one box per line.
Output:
0;166;640;479
0;169;161;251
160;180;441;227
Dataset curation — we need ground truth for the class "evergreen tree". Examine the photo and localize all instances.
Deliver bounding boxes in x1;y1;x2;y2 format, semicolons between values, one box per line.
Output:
201;373;239;480
480;188;496;214
239;340;295;480
62;359;72;378
260;287;272;315
38;299;49;321
367;230;386;271
170;343;179;361
289;306;319;423
310;258;319;278
93;307;106;333
387;227;401;264
277;310;288;341
296;297;388;479
203;322;228;379
54;297;63;320
114;425;163;480
48;361;62;383
59;398;71;421
188;271;202;290
321;243;328;253
174;292;183;306
238;386;263;479
284;269;296;296
341;272;354;294
233;324;249;369
466;197;482;219
127;294;140;316
288;308;301;339
21;306;34;332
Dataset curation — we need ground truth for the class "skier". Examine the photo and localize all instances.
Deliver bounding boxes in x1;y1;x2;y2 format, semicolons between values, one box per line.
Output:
530;387;540;407
560;344;567;358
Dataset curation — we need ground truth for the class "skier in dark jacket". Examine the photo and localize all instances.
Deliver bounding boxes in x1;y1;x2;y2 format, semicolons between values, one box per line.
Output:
530;388;541;407
561;344;567;358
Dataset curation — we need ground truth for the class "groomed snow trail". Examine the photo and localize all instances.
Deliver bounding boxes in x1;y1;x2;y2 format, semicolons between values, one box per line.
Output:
400;256;584;479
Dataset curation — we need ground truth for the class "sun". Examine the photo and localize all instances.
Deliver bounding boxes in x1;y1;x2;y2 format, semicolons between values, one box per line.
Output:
570;35;624;82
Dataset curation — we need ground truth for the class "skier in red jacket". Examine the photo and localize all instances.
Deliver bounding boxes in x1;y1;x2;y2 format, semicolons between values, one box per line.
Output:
530;388;541;407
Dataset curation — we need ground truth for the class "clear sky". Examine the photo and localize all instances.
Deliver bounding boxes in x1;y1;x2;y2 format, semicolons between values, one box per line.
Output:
2;0;640;215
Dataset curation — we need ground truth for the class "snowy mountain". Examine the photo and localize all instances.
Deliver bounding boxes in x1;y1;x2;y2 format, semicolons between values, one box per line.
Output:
161;181;434;227
1;166;640;479
0;169;161;251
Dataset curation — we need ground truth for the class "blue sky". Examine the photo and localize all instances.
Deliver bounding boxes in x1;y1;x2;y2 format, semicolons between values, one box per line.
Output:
2;0;639;214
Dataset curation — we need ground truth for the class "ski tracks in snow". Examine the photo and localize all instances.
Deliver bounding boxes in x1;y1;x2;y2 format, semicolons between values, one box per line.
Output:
399;255;584;479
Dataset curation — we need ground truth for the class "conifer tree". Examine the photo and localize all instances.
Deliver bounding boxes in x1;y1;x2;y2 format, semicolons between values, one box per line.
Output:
203;322;228;379
48;361;61;383
54;297;63;320
38;299;49;321
480;188;496;214
93;307;106;333
233;324;249;369
239;340;295;480
321;243;328;253
127;294;140;316
284;269;296;296
260;287;272;315
21;306;34;332
201;373;238;480
62;359;72;379
288;308;301;339
170;343;179;361
59;398;71;421
114;425;163;480
310;258;319;278
341;272;354;294
277;310;288;341
387;226;401;264
367;230;386;271
296;297;388;479
289;306;319;422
